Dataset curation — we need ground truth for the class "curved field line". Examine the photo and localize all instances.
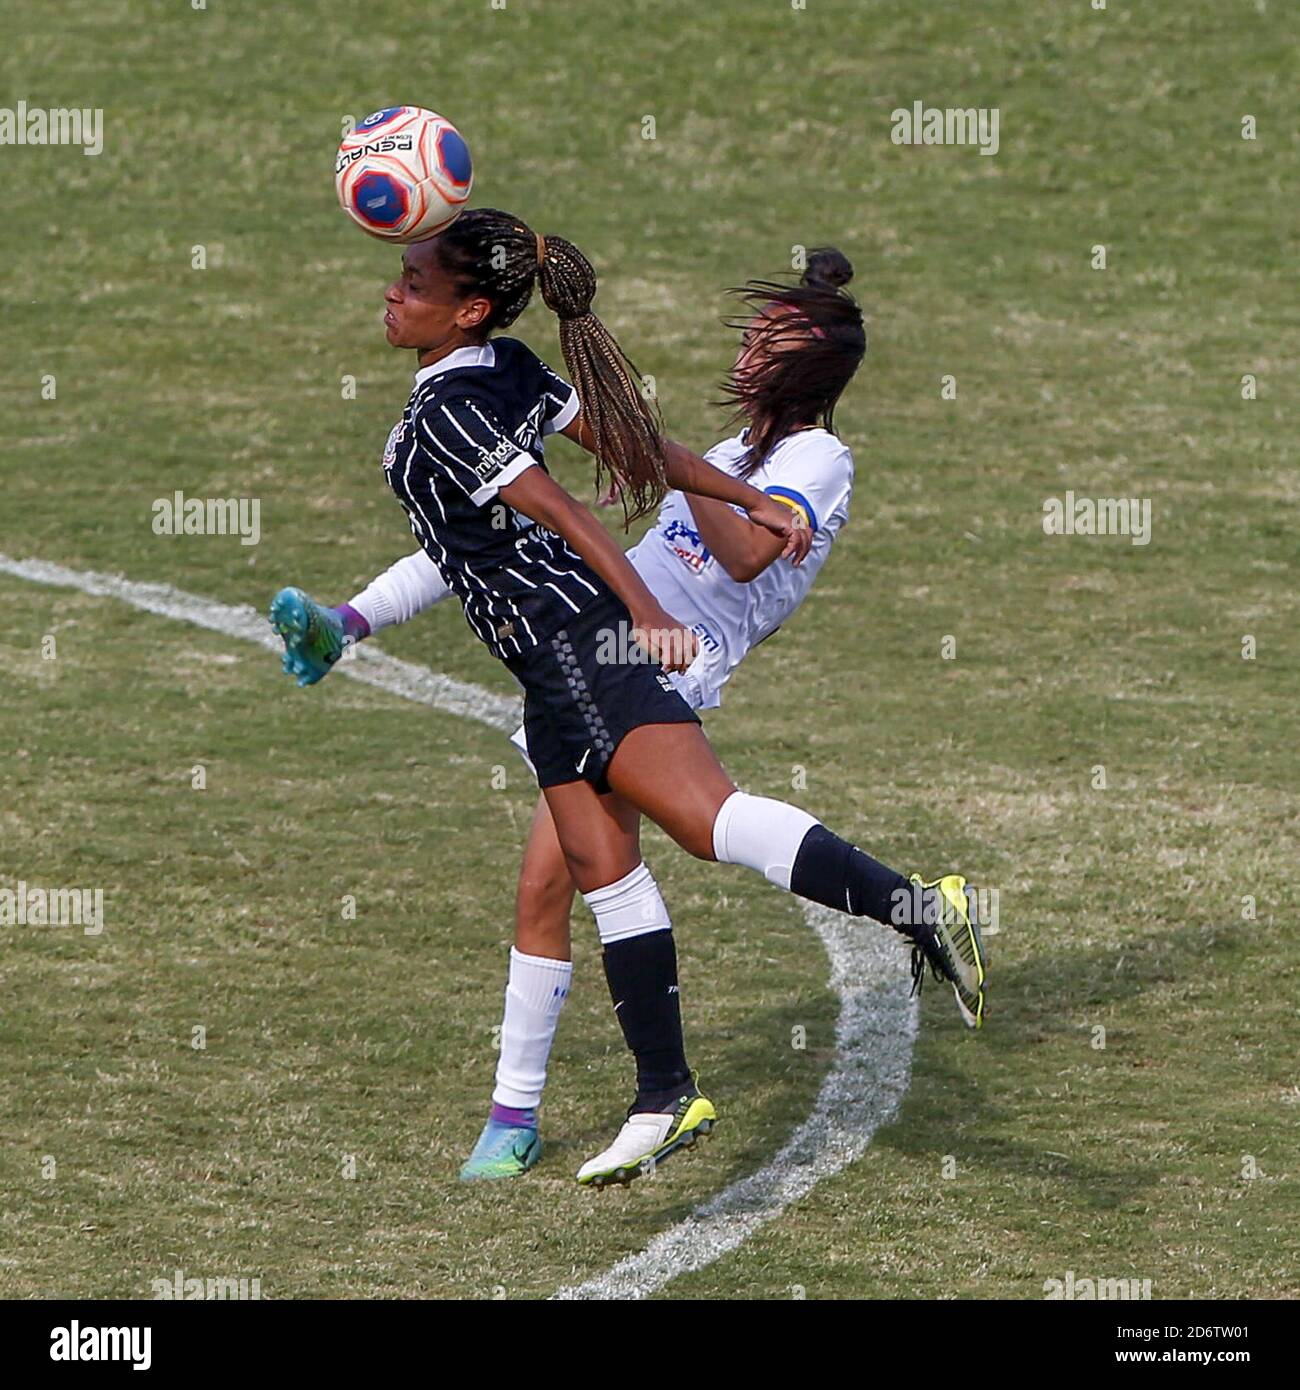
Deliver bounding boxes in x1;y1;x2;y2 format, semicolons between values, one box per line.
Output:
0;552;919;1300
552;908;916;1299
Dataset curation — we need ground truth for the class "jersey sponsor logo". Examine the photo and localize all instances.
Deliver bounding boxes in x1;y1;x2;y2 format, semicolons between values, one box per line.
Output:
660;517;711;573
475;435;519;479
691;621;720;654
382;420;405;471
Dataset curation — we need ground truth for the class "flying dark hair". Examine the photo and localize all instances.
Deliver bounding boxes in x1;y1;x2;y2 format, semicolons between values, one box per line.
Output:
717;247;867;475
427;207;666;524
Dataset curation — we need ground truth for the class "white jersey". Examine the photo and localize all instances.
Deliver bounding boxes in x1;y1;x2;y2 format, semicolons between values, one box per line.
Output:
350;425;854;722
626;427;853;709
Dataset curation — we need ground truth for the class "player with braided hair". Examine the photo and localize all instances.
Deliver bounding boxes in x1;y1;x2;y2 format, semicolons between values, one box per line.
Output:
271;219;987;1188
427;211;669;524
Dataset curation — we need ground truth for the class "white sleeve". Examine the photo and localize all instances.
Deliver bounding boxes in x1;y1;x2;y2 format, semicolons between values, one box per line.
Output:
347;548;452;633
538;358;580;436
761;436;854;536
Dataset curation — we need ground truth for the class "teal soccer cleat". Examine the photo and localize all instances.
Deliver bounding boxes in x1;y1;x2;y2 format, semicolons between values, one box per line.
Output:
269;587;347;687
459;1118;542;1182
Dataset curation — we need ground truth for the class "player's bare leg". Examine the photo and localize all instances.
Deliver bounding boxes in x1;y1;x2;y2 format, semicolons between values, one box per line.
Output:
462;790;636;1181
514;795;578;961
543;777;716;1187
605;721;988;1026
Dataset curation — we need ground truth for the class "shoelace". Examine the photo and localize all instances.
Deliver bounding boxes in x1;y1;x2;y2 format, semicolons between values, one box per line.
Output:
909;944;945;998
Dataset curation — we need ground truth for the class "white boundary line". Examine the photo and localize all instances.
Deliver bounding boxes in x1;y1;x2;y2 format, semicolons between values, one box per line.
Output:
0;552;919;1300
0;553;521;731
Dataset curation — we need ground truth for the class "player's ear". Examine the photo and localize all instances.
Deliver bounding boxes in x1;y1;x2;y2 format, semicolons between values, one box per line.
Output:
457;296;492;330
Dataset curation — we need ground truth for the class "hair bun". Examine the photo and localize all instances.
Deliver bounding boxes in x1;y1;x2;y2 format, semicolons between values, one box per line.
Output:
802;247;854;290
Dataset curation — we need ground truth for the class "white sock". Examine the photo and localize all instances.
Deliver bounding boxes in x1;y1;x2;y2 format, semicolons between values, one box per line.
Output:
347;548;451;632
491;947;573;1111
582;861;671;944
711;790;819;890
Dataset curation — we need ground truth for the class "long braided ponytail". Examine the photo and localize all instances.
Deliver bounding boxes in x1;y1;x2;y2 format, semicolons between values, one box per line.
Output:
428;208;667;524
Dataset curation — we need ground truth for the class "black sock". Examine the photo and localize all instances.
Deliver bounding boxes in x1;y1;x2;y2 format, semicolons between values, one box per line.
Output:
601;929;691;1102
789;824;914;931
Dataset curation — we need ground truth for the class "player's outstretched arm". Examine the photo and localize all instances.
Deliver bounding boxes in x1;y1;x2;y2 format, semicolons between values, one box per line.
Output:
660;438;810;565
558;414;810;566
497;466;699;674
683;491;797;584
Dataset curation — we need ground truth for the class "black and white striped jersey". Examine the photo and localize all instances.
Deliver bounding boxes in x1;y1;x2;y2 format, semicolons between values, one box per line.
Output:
380;337;607;659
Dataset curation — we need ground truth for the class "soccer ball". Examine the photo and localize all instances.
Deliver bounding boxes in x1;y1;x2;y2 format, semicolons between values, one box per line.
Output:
335;106;473;243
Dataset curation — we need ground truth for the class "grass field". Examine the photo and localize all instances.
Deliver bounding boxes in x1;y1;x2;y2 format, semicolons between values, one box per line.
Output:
1;0;1296;1300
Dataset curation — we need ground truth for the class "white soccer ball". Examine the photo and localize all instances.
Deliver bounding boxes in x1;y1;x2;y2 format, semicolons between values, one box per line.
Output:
335;106;473;243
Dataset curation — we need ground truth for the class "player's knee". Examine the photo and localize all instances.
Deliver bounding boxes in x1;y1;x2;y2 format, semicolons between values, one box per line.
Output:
551;836;629;894
517;859;574;930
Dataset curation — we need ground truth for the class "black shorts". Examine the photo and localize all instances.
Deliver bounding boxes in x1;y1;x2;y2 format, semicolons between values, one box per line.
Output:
504;590;700;793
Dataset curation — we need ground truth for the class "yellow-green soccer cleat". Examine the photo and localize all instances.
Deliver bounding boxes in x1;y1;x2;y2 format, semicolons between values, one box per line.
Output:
907;873;988;1029
576;1090;717;1189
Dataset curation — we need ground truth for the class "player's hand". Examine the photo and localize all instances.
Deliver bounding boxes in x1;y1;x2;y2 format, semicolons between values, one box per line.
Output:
630;604;699;674
746;494;812;565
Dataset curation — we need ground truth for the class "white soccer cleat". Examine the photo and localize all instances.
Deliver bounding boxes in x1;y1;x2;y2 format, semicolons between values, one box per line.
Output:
576;1092;717;1188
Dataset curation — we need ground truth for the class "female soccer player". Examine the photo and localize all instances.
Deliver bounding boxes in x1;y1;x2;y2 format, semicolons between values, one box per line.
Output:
272;211;986;1187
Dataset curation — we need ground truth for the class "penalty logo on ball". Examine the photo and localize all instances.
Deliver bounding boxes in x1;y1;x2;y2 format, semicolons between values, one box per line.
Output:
335;105;473;243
